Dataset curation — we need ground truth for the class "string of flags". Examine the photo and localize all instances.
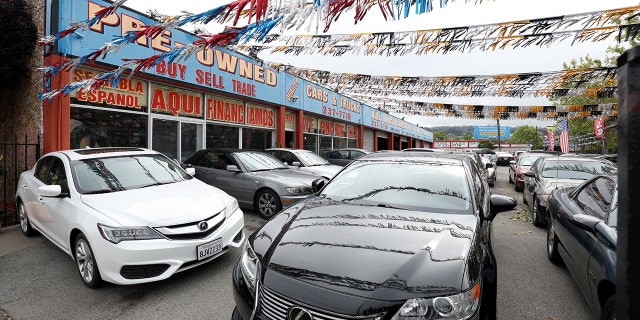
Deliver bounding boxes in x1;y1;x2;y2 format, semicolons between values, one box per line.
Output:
234;6;640;56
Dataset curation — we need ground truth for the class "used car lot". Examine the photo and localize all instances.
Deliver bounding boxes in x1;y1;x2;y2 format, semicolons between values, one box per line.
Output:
264;148;342;179
546;174;618;320
0;166;590;320
14;147;245;287
233;151;517;320
321;148;371;166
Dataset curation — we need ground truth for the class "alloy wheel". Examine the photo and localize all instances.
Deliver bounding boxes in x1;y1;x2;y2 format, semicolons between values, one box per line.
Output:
75;238;95;284
19;203;28;233
258;192;277;217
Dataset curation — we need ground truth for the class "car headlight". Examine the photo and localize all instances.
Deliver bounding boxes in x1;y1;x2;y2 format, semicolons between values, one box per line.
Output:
285;186;312;195
97;224;163;244
225;197;240;218
240;242;258;294
391;282;481;320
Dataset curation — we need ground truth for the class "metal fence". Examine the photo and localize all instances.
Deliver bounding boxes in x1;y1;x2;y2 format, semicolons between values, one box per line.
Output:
1;135;40;227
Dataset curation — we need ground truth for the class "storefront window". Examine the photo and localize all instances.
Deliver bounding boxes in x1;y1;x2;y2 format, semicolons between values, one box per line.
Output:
285;131;295;149
348;139;358;148
152;119;178;160
181;123;203;161
319;136;332;154
70;107;147;149
303;134;317;152
206;124;239;148
332;137;348;149
242;128;273;150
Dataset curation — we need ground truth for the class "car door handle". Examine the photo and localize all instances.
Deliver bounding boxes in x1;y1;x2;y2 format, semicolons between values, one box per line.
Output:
23;185;28;190
38;196;44;203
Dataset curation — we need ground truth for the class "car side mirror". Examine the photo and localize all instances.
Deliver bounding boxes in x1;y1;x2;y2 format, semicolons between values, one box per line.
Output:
311;178;327;193
485;163;493;169
524;171;536;178
488;194;517;220
291;161;301;167
185;167;196;176
39;185;67;198
226;165;242;172
569;214;600;233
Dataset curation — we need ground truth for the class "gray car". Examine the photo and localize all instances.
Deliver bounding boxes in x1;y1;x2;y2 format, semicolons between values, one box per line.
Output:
265;148;343;180
183;149;319;219
321;148;371;166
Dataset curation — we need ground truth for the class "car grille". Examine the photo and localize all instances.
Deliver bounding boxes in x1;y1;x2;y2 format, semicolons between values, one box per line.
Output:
120;264;170;279
259;286;385;320
154;211;225;240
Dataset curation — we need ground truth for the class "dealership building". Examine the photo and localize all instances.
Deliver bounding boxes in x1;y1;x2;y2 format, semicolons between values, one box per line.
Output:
41;0;433;160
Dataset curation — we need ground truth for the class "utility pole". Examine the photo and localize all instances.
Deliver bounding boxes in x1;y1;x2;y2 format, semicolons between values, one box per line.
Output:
497;118;501;151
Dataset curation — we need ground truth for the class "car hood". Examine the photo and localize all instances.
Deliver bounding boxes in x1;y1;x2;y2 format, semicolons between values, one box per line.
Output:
254;198;480;302
301;164;342;178
80;179;229;226
542;178;586;190
249;168;319;185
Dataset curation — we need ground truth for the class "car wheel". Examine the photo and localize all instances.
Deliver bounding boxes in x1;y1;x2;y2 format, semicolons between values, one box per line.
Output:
601;296;616;320
508;173;513;184
514;183;523;192
231;307;243;320
532;197;544;227
547;219;562;265
18;201;36;237
522;192;527;205
74;233;102;288
256;189;282;219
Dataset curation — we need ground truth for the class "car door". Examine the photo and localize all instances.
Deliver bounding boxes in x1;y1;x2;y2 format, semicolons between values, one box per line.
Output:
190;151;248;205
21;156;53;232
38;156;76;251
555;177;611;303
524;158;542;205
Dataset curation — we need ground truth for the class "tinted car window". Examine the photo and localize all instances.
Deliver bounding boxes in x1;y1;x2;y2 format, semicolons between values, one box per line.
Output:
519;156;540;166
34;156;52;183
541;159;617;179
234;152;287;171
575;178;611;220
321;161;472;213
49;157;70;194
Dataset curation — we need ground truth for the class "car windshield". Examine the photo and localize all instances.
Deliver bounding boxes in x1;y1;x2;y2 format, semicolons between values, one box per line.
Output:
293;151;330;166
519;156;540;166
320;161;473;214
541;159;617;179
71;154;190;194
235;152;288;171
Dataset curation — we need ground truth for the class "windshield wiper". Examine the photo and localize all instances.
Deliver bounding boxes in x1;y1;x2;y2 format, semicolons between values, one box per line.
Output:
83;189;116;195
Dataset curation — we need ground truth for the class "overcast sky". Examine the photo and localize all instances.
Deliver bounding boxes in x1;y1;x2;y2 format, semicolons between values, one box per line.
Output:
122;0;638;127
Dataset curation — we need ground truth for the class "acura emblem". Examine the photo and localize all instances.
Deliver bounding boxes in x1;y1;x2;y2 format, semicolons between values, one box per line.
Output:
197;221;208;231
288;307;313;320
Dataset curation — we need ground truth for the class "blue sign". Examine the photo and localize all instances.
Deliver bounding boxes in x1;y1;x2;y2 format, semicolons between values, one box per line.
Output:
473;126;510;139
55;0;433;142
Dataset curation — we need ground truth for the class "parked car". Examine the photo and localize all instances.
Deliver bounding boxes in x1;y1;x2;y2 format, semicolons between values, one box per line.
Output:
546;174;617;320
481;156;497;187
15;147;245;287
468;148;497;163
523;155;617;227
232;151;517;320
513;150;527;161
264;148;342;180
509;153;554;192
495;151;514;166
321;148;371;166
183;149;319;219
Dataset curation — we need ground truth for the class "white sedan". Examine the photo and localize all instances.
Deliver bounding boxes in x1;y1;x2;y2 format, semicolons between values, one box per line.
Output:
15;147;244;287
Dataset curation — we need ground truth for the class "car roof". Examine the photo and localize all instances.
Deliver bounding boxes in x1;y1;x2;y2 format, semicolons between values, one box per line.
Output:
356;150;467;166
56;147;158;161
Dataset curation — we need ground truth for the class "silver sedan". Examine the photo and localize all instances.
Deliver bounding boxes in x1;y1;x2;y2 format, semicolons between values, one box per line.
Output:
183;149;320;219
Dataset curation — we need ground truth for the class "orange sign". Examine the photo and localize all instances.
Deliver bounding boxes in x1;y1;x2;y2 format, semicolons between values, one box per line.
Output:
150;85;202;118
319;119;334;135
72;68;147;110
245;104;275;128
334;123;346;137
304;116;317;133
206;96;245;124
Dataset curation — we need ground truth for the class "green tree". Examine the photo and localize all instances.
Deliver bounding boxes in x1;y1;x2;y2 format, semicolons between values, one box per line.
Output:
433;131;448;141
478;141;495;149
508;126;543;149
463;132;473;140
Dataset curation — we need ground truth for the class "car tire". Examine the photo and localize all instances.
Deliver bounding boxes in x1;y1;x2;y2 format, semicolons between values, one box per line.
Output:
231;307;243;320
18;201;36;237
508;173;513;184
547;219;562;265
255;189;282;219
522;192;527;205
74;233;103;288
532;197;544;227
514;183;522;192
601;296;616;320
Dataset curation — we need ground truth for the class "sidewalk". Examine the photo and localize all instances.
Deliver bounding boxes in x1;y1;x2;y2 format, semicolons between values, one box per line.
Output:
0;224;43;257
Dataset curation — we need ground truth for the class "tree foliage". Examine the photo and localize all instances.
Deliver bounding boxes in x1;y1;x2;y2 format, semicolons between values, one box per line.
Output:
0;0;37;89
433;131;448;141
508;125;543;149
477;141;495;149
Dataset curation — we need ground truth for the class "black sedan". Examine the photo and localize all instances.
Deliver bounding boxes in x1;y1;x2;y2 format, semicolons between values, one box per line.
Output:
546;175;617;320
523;155;617;227
232;151;517;320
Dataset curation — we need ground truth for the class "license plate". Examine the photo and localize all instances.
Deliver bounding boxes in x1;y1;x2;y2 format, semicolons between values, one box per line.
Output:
197;238;223;260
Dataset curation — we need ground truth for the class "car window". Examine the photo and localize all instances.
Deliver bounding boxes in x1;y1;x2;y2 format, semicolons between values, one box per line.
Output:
34;156;52;183
322;161;472;214
608;189;618;228
349;151;364;159
48;157;70;194
71;154;190;194
575;177;613;220
518;156;540;166
234;152;287;171
541;160;617;179
295;151;329;166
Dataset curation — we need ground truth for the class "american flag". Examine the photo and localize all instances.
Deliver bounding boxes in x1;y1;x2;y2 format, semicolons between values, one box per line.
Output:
559;119;569;153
